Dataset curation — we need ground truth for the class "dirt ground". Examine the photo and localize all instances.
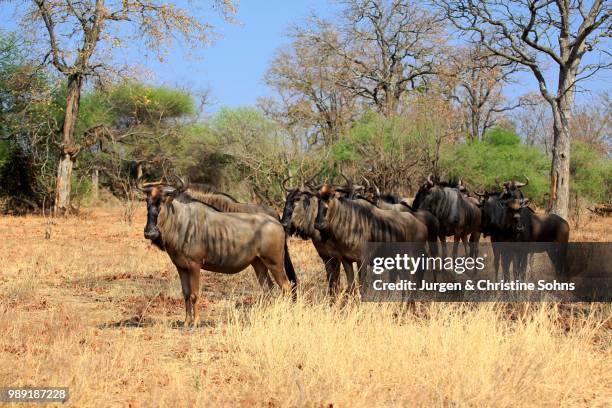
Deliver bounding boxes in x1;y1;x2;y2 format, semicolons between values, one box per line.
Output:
0;207;610;407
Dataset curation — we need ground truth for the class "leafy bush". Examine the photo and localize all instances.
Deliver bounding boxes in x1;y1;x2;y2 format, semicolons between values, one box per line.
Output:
571;140;612;203
441;126;612;205
441;127;550;202
483;126;521;146
328;111;436;192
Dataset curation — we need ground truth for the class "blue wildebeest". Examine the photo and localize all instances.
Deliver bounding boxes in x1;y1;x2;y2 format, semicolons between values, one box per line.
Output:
356;177;442;280
281;185;357;296
412;175;481;258
280;175;361;296
477;177;570;280
313;183;429;287
188;185;297;288
138;176;295;327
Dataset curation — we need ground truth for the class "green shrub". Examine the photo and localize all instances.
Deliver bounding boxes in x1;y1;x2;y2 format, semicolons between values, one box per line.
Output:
571;140;612;203
483;126;521;146
441;127;550;202
441;126;611;205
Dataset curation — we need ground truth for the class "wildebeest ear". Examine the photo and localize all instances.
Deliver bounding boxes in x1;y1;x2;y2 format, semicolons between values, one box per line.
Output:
160;186;178;197
318;183;334;198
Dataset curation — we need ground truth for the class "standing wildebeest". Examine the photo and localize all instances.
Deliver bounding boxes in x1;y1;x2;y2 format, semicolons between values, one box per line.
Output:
188;186;297;288
478;177;569;279
314;183;429;285
412;175;481;258
356;178;441;280
281;185;357;296
139;176;295;327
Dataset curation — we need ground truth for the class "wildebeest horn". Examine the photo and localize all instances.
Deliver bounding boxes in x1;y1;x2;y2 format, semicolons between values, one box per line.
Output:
362;176;371;188
340;172;353;192
135;176;163;193
427;173;434;186
169;175;187;193
281;176;293;192
514;175;529;188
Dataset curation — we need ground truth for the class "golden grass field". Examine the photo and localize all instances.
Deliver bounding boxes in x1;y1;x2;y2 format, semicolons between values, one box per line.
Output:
0;206;611;407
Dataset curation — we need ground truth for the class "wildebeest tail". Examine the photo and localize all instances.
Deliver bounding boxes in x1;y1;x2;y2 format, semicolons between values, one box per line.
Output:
283;241;298;289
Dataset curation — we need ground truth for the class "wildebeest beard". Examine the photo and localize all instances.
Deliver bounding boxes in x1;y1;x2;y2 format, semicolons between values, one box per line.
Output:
151;234;165;250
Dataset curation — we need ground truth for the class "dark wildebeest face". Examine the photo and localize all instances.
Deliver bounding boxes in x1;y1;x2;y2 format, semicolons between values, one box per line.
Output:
280;188;300;233
499;177;529;233
480;194;506;234
280;173;323;233
314;184;335;231
144;189;164;240
412;174;437;210
312;182;357;231
137;177;186;245
281;188;315;234
478;177;530;236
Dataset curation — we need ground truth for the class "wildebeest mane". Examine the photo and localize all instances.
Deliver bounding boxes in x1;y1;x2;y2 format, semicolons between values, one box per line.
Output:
186;190;277;218
212;191;239;202
379;192;402;204
175;192;221;211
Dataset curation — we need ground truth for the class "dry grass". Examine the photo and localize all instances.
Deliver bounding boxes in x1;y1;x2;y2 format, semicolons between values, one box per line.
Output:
0;208;610;407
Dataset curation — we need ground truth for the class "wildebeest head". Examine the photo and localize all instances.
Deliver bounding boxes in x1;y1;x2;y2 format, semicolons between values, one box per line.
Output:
314;183;335;231
359;176;381;204
137;175;188;244
280;173;321;234
477;177;531;237
412;174;436;210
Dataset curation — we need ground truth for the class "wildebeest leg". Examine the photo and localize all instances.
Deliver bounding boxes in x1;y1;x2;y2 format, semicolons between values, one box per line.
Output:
321;256;340;297
177;267;193;327
501;252;512;281
439;235;447;257
492;244;501;281
469;232;480;258
453;235;460;258
428;238;439;283
461;235;469;257
187;264;201;327
263;256;295;300
342;259;356;296
252;257;274;293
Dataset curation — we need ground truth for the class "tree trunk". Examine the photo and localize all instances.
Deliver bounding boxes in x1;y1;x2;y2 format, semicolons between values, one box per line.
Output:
54;74;83;216
549;110;570;218
548;64;577;220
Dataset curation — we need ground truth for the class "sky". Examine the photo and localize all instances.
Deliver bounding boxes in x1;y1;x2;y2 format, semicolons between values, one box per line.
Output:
139;0;334;111
0;1;609;111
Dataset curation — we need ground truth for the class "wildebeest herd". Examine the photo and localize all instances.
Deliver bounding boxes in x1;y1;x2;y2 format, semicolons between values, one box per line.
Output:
137;174;569;327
